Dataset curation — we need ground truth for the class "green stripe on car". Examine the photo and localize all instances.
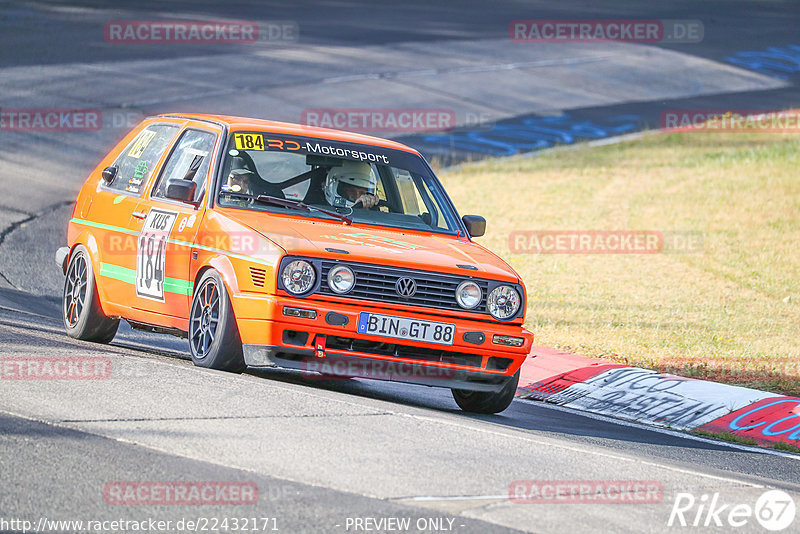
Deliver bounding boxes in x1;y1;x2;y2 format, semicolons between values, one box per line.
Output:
99;263;194;296
70;217;274;266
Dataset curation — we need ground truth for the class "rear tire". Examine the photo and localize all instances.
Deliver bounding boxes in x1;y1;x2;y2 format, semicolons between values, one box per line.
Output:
189;270;246;373
62;245;119;343
452;371;519;414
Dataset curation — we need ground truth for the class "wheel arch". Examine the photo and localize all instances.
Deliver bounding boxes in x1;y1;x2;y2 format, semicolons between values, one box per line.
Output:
193;254;241;298
67;232;115;315
69;230;101;267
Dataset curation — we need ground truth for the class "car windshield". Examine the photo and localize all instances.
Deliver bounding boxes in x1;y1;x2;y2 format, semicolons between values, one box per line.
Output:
216;132;462;234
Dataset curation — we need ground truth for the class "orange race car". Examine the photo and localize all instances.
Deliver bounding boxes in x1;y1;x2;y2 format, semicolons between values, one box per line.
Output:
56;114;533;413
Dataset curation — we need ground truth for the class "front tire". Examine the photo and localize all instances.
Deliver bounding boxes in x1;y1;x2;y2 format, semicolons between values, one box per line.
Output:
63;245;119;343
189;270;245;373
452;371;519;414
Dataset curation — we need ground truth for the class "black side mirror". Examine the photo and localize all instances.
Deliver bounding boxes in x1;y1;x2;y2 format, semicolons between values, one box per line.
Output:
165;180;197;203
462;215;486;237
101;166;117;184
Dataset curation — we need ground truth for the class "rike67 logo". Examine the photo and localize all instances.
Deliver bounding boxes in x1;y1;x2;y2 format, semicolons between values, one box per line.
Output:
668;490;796;531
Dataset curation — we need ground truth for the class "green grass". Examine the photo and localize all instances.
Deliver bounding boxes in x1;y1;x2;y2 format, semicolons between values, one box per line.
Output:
772;441;800;454
692;430;800;454
440;131;800;396
691;430;759;447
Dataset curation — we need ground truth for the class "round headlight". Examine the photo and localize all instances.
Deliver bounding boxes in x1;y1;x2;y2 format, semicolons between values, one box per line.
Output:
456;281;481;309
328;265;355;294
282;260;316;295
487;285;521;320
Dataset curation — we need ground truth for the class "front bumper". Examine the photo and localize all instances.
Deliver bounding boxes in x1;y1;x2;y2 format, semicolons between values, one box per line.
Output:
243;345;517;392
55;246;70;274
232;292;533;391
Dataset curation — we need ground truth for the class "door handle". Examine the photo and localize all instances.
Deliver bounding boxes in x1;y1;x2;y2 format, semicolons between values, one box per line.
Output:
132;211;147;220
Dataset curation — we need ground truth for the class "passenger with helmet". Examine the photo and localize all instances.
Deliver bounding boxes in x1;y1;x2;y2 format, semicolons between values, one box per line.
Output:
225;167;256;196
324;161;379;209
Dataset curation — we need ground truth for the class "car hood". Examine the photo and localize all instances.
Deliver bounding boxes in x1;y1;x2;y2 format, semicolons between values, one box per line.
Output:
219;209;520;281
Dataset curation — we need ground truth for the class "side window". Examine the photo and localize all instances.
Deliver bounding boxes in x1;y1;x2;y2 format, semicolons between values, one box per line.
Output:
107;124;179;194
152;129;217;202
416;176;448;229
395;169;447;228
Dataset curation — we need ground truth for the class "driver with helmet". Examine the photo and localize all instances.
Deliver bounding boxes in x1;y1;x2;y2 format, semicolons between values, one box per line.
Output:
324;161;379;209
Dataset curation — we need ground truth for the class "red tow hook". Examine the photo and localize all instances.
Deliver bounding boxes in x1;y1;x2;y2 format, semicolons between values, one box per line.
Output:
314;335;327;358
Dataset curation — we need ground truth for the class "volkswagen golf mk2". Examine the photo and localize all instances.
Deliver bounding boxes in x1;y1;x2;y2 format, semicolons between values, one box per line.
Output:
56;114;533;413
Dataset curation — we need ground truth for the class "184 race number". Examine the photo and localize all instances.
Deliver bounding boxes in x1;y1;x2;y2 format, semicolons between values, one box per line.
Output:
136;209;177;301
234;133;265;151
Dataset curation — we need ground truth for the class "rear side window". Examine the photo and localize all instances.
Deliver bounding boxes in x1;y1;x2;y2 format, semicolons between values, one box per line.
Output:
107;124;179;194
152;129;218;203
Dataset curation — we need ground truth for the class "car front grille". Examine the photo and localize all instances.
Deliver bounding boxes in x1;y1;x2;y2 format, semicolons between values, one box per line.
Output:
318;261;489;314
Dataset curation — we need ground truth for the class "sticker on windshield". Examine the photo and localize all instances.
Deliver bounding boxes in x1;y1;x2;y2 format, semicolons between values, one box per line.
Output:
128;129;157;158
133;160;149;179
234;133;265;151
136;209;177;301
304;141;389;164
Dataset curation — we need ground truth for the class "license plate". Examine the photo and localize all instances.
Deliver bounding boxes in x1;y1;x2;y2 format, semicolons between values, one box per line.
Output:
357;312;455;346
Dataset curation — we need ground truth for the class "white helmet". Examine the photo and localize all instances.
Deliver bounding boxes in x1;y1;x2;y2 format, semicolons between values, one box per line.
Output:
324;161;376;208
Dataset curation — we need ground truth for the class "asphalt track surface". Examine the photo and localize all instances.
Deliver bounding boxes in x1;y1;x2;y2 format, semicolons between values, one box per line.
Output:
1;2;799;533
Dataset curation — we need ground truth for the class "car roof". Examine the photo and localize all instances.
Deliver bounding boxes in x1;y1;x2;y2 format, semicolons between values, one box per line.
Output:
157;113;422;156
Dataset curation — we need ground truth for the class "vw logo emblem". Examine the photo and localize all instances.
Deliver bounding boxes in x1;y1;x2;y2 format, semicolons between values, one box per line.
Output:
395;277;417;298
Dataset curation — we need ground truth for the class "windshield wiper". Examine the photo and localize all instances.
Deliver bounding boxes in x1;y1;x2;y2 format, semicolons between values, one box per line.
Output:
220;191;352;224
254;194;353;225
